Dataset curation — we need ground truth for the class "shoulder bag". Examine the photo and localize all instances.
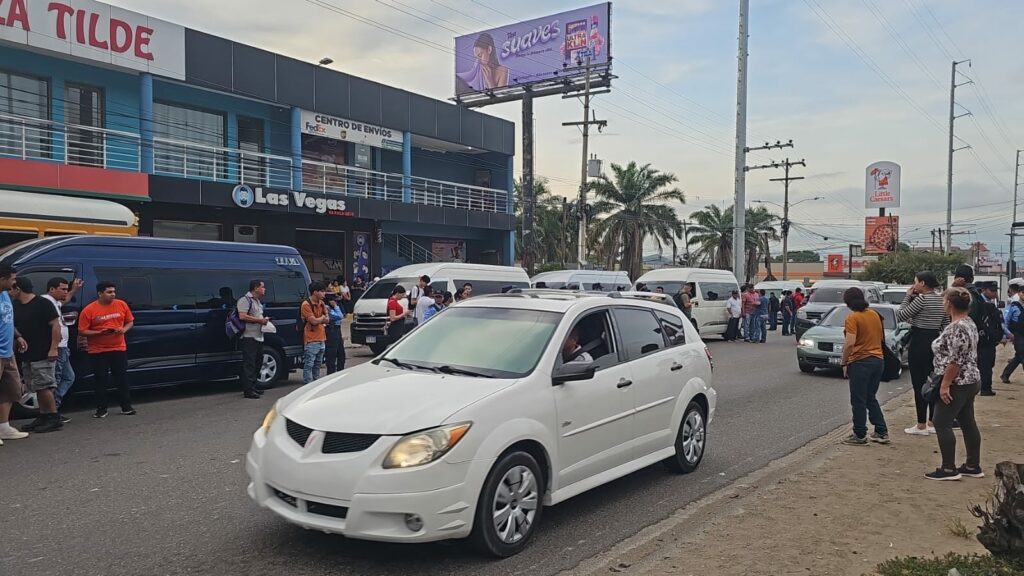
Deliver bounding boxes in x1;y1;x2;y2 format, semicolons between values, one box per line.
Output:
876;310;902;382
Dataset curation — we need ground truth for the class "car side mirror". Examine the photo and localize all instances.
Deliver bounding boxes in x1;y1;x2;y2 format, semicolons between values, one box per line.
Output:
552;362;596;385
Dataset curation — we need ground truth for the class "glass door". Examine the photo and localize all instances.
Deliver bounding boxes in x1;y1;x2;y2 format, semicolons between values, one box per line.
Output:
64;83;104;167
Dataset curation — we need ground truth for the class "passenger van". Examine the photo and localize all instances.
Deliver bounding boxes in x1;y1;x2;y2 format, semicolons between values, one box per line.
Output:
530;269;631;291
633;268;740;338
0;236;310;392
352;263;530;353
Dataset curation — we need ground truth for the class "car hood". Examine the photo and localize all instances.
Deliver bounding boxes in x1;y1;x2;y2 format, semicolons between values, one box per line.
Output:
803;325;896;342
279;363;516;435
800;302;842;314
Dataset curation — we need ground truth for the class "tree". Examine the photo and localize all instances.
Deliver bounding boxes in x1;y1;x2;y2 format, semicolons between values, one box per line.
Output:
686;204;733;270
514;178;574;267
858;251;966;284
773;250;821;263
744;206;779;282
588;162;685;281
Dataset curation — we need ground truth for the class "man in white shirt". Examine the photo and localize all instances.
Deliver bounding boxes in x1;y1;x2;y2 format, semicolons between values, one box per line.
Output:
41;277;82;420
725;290;742;342
562;327;593;364
414;286;435;325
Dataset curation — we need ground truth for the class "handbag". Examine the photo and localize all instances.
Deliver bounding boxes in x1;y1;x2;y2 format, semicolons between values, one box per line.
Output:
921;372;942;402
876;311;902;382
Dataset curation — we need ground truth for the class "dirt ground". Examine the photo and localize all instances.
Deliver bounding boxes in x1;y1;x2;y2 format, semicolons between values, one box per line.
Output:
568;348;1024;576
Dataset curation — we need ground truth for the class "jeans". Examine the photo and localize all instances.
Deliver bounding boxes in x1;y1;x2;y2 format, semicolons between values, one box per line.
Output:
759;315;768;343
933;383;981;469
743;314;755;341
978;344;996;393
240;338;263;394
908;328;939;424
848;356;887;438
748;313;763;343
781;311;792;335
725;317;740;341
90;351;131;412
303;341;326;384
789;312;798;336
325;325;346;374
54;347;75;408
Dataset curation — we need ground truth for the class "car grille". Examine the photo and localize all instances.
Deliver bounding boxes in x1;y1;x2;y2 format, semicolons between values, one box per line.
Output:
285;419;313;447
307;501;349;519
354;314;388;328
322;432;381;454
817;342;835;352
806;311;823;321
273;487;297;507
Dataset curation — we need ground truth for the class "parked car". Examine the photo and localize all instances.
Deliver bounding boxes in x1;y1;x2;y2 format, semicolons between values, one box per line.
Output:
351;263;530;354
881;287;911;305
530;269;631;291
0;235;310;397
794;280;881;339
246;291;716;557
633;268;739;338
797;304;909;374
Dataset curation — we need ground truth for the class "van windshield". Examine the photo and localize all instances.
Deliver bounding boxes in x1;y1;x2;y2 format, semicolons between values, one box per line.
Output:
363;278;419;300
640;282;683;294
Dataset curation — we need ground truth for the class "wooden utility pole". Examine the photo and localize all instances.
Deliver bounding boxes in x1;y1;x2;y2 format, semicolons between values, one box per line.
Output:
768;158;806;281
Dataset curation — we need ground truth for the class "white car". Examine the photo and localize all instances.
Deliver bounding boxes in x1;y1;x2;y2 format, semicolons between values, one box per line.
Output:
246;290;717;557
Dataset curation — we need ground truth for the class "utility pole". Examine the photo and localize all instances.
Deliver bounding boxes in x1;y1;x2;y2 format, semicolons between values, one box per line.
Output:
741;141;793;282
945;59;972;255
1010;149;1022;277
563;56;606;268
769;158;806;281
521;92;535;275
732;0;750;282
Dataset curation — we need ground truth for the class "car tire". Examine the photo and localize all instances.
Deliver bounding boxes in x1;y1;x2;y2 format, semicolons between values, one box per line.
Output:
258;347;285;384
798;362;816;373
663;401;707;474
469;451;545;558
368;343;388;355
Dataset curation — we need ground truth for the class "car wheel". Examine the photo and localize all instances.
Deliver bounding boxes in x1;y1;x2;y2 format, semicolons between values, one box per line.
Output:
469;451;545;558
258;348;284;384
663;402;707;474
798;362;816;373
368;343;388;355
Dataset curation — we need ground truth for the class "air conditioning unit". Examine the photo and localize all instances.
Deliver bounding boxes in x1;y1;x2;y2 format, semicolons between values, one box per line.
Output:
234;225;259;243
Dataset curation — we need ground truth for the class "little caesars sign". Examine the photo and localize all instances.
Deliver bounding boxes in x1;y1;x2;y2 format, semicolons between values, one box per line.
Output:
232;185;353;216
300;110;403;151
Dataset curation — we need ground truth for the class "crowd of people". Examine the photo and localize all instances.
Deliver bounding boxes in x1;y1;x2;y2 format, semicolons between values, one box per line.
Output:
838;264;1015;482
383;275;464;344
723;284;806;342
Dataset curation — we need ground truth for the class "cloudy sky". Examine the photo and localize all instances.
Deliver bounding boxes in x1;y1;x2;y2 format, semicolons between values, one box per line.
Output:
116;0;1023;259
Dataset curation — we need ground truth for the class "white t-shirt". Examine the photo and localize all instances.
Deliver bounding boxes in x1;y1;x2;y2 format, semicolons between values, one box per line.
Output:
41;294;69;348
415;295;434;324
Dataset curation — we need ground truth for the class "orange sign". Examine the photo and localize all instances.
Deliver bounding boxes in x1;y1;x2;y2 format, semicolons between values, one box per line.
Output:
827;254;845;274
864;216;899;254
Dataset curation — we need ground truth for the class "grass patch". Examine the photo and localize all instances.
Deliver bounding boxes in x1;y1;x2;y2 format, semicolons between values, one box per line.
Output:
876;553;1024;575
945;516;975;540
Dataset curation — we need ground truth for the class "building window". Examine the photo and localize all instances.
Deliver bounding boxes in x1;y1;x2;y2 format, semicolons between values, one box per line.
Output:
65;83;105;167
152;220;222;241
0;70;50;159
237;116;265;187
152;101;227;180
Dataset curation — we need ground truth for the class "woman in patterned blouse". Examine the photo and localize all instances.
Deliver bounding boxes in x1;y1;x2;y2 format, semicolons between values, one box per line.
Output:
926;287;983;481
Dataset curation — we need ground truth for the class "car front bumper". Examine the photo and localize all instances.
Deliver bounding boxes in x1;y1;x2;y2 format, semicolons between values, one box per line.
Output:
796;346;843;368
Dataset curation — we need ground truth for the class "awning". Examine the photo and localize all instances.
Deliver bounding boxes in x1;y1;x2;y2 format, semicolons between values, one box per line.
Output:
0;190;137;227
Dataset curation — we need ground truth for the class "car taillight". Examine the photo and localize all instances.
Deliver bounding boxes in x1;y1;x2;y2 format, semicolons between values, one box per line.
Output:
704;346;714;371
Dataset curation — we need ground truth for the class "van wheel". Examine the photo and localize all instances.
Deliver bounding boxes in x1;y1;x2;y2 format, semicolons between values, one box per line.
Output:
369;343;388;355
663;402;706;474
469;451;544;558
259;348;284;384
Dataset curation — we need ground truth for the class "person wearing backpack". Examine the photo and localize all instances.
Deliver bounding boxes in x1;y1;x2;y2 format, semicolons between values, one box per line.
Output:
977;281;1005;396
237;280;269;399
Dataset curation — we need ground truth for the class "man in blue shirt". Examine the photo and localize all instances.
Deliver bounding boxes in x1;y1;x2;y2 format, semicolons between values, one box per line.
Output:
1001;280;1024;383
0;263;30;444
323;293;346;375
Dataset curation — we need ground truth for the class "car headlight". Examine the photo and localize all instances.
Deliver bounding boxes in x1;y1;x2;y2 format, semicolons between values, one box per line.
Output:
383;423;471;469
261;404;278;433
796;310;808;320
798;338;815;348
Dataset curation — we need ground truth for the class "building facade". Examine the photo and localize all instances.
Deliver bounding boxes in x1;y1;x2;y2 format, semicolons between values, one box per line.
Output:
0;0;515;281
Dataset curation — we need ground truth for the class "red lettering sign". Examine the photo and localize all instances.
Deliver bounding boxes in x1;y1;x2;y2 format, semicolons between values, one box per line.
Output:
48;2;73;38
42;2;155;61
0;0;31;30
109;18;131;53
134;25;153;60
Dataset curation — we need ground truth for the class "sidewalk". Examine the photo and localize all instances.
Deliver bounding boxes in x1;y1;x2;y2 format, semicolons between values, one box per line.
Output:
570;349;1023;576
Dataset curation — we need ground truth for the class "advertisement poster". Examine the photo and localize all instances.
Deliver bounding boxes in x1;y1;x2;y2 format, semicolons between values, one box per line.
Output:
454;3;610;96
431;239;465;263
352;232;371;282
300;110;403;151
865;161;901;209
864;216;900;254
825;255;875;276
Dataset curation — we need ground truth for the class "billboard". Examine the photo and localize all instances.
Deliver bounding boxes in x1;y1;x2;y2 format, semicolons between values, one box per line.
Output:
864;216;900;254
866;161;901;209
454;3;610;97
825;255;876;275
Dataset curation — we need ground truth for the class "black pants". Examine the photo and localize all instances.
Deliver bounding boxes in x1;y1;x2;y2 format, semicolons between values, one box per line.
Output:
91;351;131;411
908;328;939;424
1000;337;1024;380
848;356;887;438
978;343;996;393
725;317;740;341
240;338;262;393
933;383;981;469
325;326;346;374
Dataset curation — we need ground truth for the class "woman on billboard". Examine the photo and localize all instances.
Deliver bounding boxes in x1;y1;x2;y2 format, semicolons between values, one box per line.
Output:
457;33;509;92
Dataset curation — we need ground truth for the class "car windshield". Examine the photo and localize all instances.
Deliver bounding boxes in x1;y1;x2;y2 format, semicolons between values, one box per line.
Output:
821;306;897;329
377;307;562;378
808;287;850;303
363;277;419;300
882;291;905;304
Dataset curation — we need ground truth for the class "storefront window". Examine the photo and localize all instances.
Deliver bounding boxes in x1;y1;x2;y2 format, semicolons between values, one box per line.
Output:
153;102;227;180
152;220;222;241
0;70;50;159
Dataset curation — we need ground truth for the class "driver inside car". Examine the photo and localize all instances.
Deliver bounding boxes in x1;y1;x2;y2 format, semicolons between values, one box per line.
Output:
562;327;594;364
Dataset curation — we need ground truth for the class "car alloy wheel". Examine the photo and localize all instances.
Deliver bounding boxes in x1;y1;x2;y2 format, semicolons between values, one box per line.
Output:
492;465;539;544
470;451;545;557
258;350;280;383
664;401;707;474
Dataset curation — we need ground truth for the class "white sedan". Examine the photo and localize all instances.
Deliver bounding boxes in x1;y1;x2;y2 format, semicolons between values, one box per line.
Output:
246;290;717;557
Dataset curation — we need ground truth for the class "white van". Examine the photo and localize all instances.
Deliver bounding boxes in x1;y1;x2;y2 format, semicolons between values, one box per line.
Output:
352;263;530;353
754;280;804;296
530;269;631;291
633;268;740;338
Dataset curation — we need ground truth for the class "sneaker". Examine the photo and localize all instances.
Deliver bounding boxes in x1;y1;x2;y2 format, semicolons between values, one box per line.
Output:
904;425;930;436
1000;377;1011;384
59;413;72;424
841;434;868;446
870;432;891;444
979;390;996;397
925;468;962;481
93;409;108;419
957;464;985;478
926;425;936;434
0;427;29;440
121;408;137;416
33;417;63;433
20;417;45;432
243;392;262;399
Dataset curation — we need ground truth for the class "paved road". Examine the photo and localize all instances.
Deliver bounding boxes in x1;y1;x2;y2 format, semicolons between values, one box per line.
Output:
0;331;908;576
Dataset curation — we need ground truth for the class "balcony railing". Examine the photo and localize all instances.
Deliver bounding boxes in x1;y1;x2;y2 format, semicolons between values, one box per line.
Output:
0;113;510;214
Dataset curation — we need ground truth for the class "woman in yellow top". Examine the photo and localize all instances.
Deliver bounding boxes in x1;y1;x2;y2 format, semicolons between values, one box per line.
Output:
839;287;890;446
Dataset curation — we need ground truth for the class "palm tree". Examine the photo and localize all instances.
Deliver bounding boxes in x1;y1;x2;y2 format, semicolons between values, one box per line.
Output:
686;204;734;270
744;206;779;282
514;179;574;268
587;162;685;280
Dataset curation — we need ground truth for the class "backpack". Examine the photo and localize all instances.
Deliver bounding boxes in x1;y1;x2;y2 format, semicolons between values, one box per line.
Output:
978;300;1003;345
296;299;314;333
225;296;253;339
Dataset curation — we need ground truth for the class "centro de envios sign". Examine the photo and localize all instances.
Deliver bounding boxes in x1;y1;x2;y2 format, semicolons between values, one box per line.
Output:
232;184;352;216
299;110;404;151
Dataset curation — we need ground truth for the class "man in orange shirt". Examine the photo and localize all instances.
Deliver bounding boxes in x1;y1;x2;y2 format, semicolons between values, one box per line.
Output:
78;281;135;418
300;281;329;384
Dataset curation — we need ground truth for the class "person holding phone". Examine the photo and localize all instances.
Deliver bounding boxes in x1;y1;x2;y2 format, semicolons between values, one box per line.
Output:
78;281;135;418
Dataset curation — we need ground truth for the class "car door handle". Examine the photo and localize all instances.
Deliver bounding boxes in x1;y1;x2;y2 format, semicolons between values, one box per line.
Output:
616;378;633;389
670;363;683;372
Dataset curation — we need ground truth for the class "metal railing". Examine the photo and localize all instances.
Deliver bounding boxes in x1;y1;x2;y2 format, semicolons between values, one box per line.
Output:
409;175;508;213
0;112;140;171
153;137;293;188
301;160;404;202
385;233;437;264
